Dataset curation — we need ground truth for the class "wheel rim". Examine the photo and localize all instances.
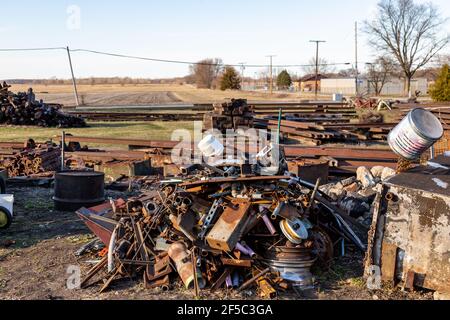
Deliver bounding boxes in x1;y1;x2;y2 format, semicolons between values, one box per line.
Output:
0;211;9;228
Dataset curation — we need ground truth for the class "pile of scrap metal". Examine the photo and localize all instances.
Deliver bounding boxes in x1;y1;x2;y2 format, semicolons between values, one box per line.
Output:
0;141;61;177
203;99;255;133
0;84;86;128
320;166;397;227
76;144;367;297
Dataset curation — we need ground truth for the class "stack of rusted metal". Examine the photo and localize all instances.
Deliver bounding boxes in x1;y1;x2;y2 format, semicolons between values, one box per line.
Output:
203;99;255;132
255;118;394;146
76;155;368;297
1;144;61;177
0;88;86;128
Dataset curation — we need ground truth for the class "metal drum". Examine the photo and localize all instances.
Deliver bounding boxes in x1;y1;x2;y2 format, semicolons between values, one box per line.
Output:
388;108;443;160
53;171;105;211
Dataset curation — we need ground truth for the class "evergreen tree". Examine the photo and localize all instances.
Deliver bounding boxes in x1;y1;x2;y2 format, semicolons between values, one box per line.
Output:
276;70;292;90
430;64;450;101
220;67;241;91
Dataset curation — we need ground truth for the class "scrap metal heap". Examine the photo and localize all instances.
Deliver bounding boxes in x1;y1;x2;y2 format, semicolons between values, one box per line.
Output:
0;141;61;177
77;145;368;297
203;99;255;133
0;83;86;128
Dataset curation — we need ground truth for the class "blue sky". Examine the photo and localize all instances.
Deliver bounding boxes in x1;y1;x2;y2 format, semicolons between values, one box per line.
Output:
0;0;449;79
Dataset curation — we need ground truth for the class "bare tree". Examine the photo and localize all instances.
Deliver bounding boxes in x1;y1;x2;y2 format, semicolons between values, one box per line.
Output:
434;54;450;66
364;0;449;96
189;58;223;89
366;57;397;95
303;57;335;75
336;68;355;78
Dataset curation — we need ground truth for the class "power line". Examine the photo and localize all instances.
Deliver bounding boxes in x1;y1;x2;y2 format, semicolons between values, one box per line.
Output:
0;47;66;52
0;46;352;68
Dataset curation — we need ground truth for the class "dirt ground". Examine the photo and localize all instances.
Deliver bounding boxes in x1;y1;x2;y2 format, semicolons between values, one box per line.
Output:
0;186;434;301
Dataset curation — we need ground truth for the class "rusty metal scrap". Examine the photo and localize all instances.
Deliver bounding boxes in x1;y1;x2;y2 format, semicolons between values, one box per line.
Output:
203;99;255;132
74;146;373;298
0;143;61;177
0;85;86;128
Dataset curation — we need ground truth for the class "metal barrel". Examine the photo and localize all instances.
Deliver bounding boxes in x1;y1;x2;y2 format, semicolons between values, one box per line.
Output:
53;171;105;211
388;108;444;160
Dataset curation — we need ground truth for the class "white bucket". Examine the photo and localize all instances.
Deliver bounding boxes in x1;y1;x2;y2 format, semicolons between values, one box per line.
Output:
0;194;14;217
198;134;224;158
388;108;443;160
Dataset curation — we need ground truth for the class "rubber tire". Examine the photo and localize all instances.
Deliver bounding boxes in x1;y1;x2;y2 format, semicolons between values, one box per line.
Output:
0;177;5;194
0;206;12;230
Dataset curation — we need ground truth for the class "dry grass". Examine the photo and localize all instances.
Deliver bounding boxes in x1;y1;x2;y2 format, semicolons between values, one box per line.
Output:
11;83;331;105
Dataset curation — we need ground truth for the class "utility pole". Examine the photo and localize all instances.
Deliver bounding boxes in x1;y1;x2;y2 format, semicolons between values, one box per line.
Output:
309;40;326;100
355;22;359;97
266;55;276;95
66;46;80;107
238;62;246;89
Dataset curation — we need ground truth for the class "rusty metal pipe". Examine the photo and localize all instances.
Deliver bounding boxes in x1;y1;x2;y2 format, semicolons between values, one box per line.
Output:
167;242;205;289
237;268;271;292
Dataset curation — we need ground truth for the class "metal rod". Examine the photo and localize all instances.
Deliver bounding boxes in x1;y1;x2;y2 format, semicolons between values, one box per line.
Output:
66;46;80;107
61;131;65;171
306;177;321;214
277;108;283;145
237;267;270;292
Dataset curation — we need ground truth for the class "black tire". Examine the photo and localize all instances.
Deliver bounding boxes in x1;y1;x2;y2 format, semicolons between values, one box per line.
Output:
0;206;12;230
0;177;6;194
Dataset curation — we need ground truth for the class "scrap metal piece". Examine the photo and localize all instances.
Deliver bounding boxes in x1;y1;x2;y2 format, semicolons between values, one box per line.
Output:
221;257;253;268
206;199;252;252
279;218;309;244
237;268;271;292
263;245;316;290
198;198;224;240
168;242;205;289
258;278;277;299
211;268;232;293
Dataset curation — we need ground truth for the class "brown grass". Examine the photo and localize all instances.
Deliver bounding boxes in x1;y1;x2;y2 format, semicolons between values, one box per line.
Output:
11;83;331;105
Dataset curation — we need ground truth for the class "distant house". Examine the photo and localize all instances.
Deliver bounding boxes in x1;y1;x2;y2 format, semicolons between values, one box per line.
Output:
320;77;429;96
295;74;328;92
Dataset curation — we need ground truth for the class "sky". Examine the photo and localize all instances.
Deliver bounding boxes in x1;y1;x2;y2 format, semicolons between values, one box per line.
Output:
0;0;449;79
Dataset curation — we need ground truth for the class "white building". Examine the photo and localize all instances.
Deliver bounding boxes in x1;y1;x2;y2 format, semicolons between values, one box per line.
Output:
321;77;429;96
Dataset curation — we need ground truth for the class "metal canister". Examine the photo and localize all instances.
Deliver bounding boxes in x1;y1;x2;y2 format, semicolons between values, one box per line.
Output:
388;108;443;160
53;171;105;211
